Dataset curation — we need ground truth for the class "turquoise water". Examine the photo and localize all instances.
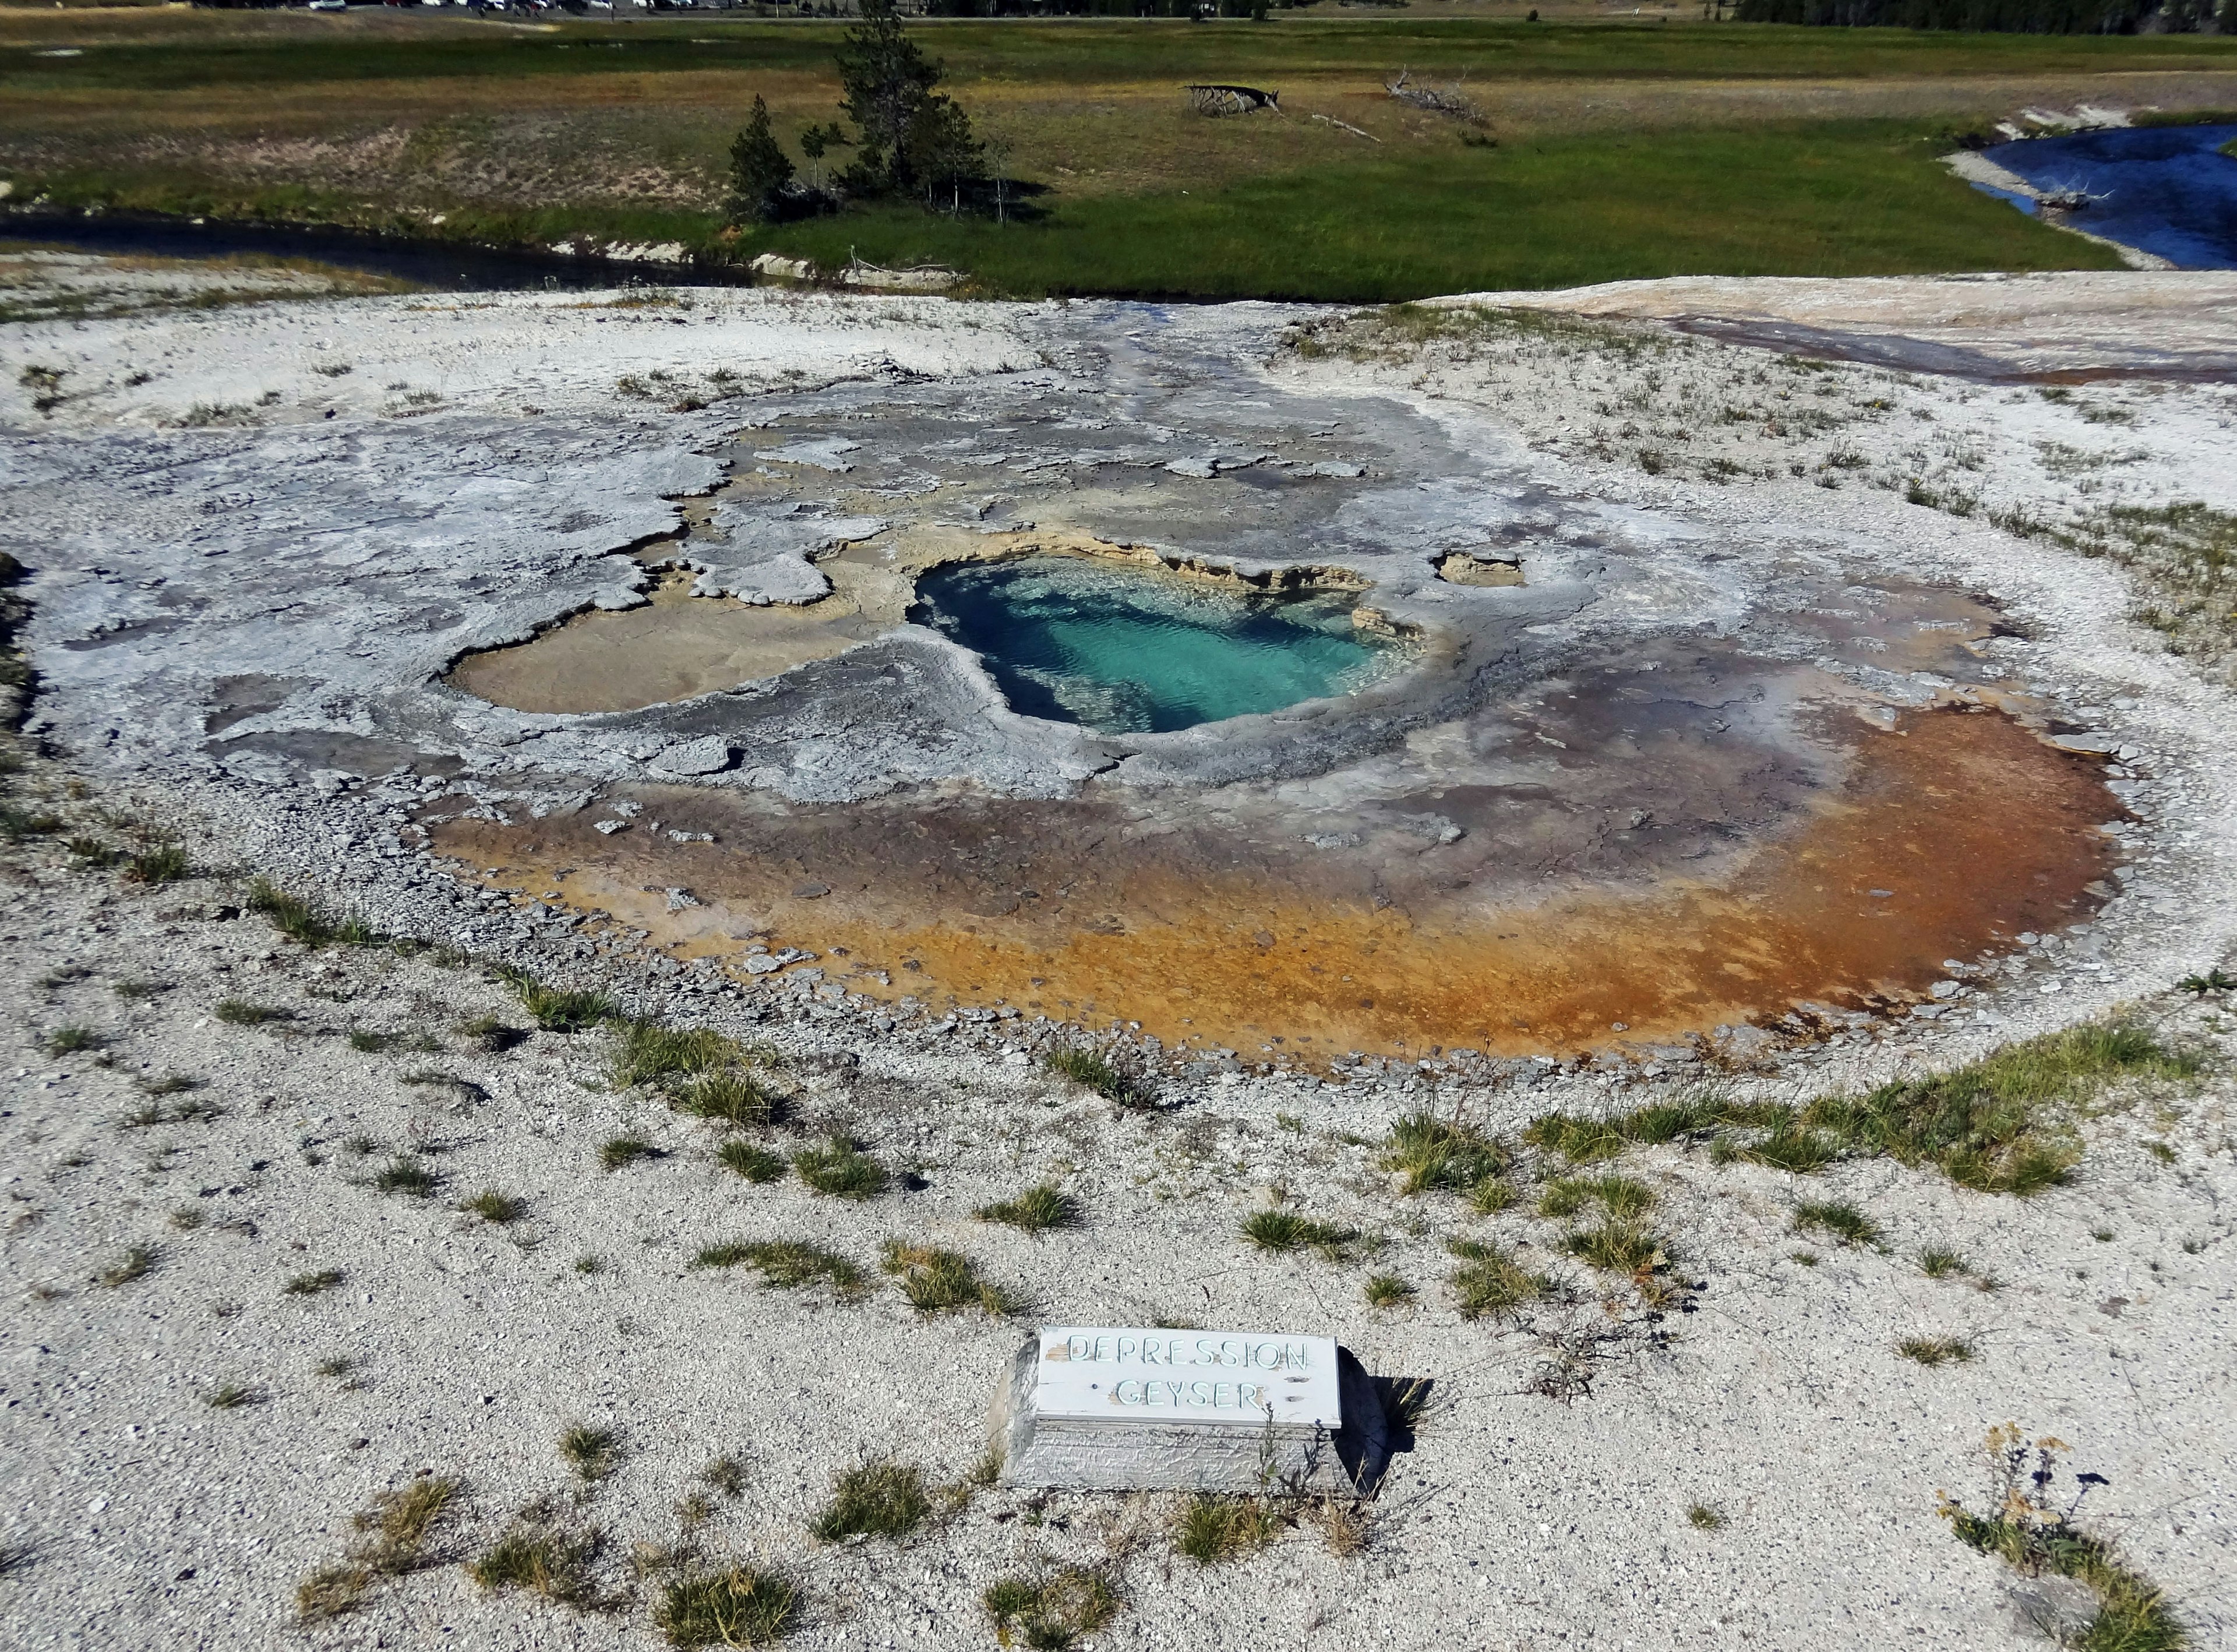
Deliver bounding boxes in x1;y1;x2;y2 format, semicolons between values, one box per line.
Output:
912;555;1397;733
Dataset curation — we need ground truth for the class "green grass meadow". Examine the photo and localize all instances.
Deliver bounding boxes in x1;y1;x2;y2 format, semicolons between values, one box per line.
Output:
749;121;2119;298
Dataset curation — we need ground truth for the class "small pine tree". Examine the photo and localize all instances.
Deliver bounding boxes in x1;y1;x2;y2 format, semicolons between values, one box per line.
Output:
726;96;795;225
906;94;985;213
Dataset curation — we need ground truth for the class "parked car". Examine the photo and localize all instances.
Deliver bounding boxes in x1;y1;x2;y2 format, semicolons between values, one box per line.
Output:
306;0;347;10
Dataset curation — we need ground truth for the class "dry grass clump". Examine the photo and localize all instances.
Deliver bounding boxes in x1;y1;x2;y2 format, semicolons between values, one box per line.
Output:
1446;1238;1554;1322
810;1460;929;1541
95;1242;157;1287
974;1181;1079;1233
690;1240;864;1297
466;1522;604;1607
881;1240;1015;1315
1173;1494;1278;1566
214;999;291;1027
792;1135;885;1199
982;1565;1123;1649
1899;1336;1976;1367
202;1379;263;1409
284;1267;345;1296
352;1477;461;1573
559;1422;622;1482
654;1563;800;1648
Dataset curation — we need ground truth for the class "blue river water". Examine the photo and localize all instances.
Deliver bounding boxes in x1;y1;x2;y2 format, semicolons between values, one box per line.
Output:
1980;123;2237;270
912;555;1396;735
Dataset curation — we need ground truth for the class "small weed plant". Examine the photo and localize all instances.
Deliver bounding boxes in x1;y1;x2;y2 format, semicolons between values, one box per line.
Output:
459;1190;527;1224
599;1136;659;1172
1938;1425;2185;1651
1363;1273;1416;1308
247;877;373;947
284;1268;345;1296
467;1523;602;1607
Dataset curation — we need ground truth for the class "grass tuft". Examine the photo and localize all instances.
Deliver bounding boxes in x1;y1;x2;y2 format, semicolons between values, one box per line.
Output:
1173;1494;1278;1566
124;841;191;884
503;970;620;1033
691;1240;864;1296
466;1523;602;1607
1447;1238;1554;1321
1538;1173;1656;1221
1919;1245;1970;1280
1899;1336;1976;1367
1363;1273;1416;1308
611;1020;747;1092
371;1157;442;1198
214;999;291;1026
654;1563;800;1649
1379;1110;1509;1193
1240;1208;1360;1261
247;877;374;947
1042;1044;1155;1110
96;1242;158;1287
792;1135;886;1199
982;1565;1123;1650
204;1379;262;1409
881;1240;1014;1315
674;1069;779;1129
1561;1219;1665;1274
460;1189;527;1224
1792;1199;1883;1249
974;1182;1079;1233
810;1461;929;1542
1687;1503;1726;1531
716;1140;787;1183
43;1025;103;1055
284;1267;345;1296
599;1136;659;1173
559;1422;621;1482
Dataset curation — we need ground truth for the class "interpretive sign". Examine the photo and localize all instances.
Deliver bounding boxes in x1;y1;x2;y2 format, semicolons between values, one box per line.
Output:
989;1325;1387;1495
1031;1327;1341;1432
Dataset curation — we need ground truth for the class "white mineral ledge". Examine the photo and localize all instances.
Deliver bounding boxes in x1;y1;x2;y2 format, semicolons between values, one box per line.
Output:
1030;1326;1342;1434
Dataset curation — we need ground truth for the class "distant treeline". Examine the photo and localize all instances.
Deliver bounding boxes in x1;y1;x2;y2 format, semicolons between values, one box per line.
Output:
1733;0;2229;29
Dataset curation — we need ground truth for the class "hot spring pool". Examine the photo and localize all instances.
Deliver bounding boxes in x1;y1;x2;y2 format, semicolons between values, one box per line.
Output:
912;555;1400;733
